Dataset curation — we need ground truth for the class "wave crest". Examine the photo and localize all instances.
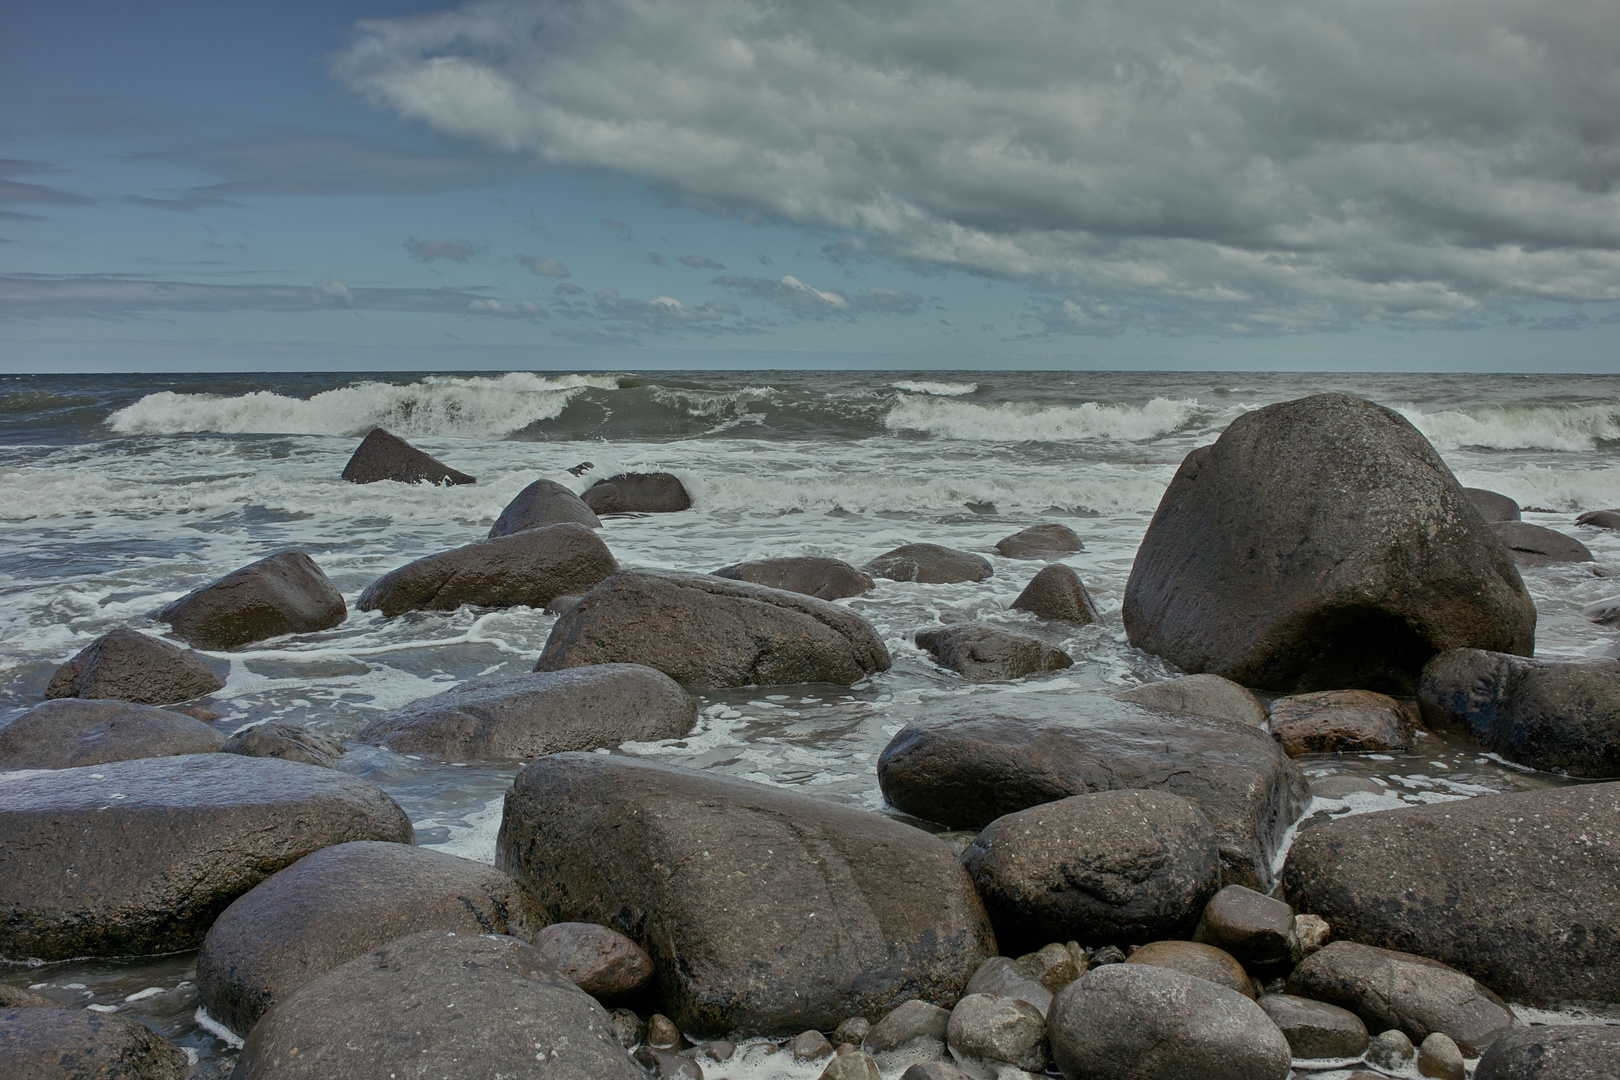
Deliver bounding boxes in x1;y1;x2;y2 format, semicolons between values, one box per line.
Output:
890;380;977;396
1403;402;1620;453
884;394;1205;442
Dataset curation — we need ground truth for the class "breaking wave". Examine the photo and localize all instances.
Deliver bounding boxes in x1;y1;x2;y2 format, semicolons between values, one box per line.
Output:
883;394;1208;443
1403;402;1620;453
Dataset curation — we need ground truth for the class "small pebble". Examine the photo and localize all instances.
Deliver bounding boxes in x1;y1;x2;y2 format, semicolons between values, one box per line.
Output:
645;1013;682;1050
1290;914;1332;963
1418;1031;1465;1080
1367;1028;1415;1070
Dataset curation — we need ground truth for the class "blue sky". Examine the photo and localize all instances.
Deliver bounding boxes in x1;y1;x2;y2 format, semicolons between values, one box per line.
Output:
2;0;1618;371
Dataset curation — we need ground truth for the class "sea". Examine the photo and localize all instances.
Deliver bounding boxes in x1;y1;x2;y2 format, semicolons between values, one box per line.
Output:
3;368;1620;1076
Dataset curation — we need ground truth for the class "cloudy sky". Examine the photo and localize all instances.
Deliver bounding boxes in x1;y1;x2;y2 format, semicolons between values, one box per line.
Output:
3;0;1617;371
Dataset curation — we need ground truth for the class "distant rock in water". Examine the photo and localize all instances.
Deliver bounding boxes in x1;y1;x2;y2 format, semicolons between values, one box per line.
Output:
341;428;474;486
581;472;691;514
1464;487;1521;523
1011;564;1099;624
46;627;225;705
864;543;992;584
1113;674;1266;727
711;556;873;600
1489;520;1594;566
1577;508;1620;530
994;523;1084;559
158;550;347;650
488;477;600;537
914;624;1072;681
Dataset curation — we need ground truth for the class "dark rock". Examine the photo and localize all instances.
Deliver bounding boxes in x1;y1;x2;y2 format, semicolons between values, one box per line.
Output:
994;524;1083;559
864;1000;952;1067
1420;1031;1466;1080
1467;488;1522;523
1123;394;1535;695
0;1007;188;1080
1125;940;1254;998
712;557;873;600
1010;564;1099;624
535;922;655;1001
1193;885;1294;969
963;790;1219;952
1114;674;1266;726
1089;946;1125;966
915;624;1072;682
582;472;692;514
878;690;1310;890
496;753;994;1037
791;1030;834;1061
489;477;601;537
0;699;225;771
945;993;1048;1076
0;754;412;961
196;840;539;1036
222;723;342;768
963;956;1052;1015
900;1064;972;1080
1255;993;1368;1059
535;570;891;689
159;551;346;650
1491;521;1594;566
1475;1025;1620;1080
359;521;617;617
1576;509;1620;530
1267;689;1417;755
1048;963;1292;1080
863;544;993;584
1417;646;1538;734
231;930;643;1079
340;427;474;486
358;664;695;760
0;986;58;1008
1284;942;1515;1055
44;629;225;705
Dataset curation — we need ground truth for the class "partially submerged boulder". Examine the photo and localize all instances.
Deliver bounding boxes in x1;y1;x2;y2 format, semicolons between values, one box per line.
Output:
1114;674;1266;727
44;628;225;705
711;556;873;600
0;698;225;771
864;544;992;584
0;1007;189;1080
1266;689;1417;756
1123;394;1535;694
158;551;346;649
341;428;474;486
1576;508;1620;530
489;477;601;536
914;624;1072;682
1466;488;1521;523
1491;521;1594;566
222;722;343;768
994;524;1083;559
1010;564;1099;624
582;472;691;514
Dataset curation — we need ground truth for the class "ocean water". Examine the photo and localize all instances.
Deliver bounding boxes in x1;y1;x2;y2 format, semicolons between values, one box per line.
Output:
3;369;1620;1073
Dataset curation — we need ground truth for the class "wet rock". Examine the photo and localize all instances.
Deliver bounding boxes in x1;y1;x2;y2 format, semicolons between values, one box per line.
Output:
1009;564;1099;624
358;522;617;617
1017;943;1084;994
1368;1028;1417;1069
1126;940;1254;998
645;1013;682;1049
341;427;474;486
1088;945;1125;966
791;1029;835;1061
1283;783;1620;1005
820;1051;883;1080
915;624;1073;682
0;698;225;771
44;628;226;705
963;790;1219;952
0;986;58;1008
1255;994;1368;1059
1123;394;1535;695
547;594;583;614
582;472;692;514
1048;963;1292;1080
489;477;600;537
1267;689;1418;755
1491;521;1594;566
864;1000;952;1069
222;722;342;768
1420;1031;1466;1080
1467;488;1522;523
1576;508;1620;530
834;1018;869;1045
159;550;346;649
945;993;1048;1078
536;922;655;1001
1193;885;1295;968
963;956;1052;1016
711;556;874;600
611;1007;645;1048
496;753;994;1037
994;524;1083;559
636;1045;704;1078
1114;673;1266;726
196;840;539;1036
1285;942;1516;1055
699;1038;736;1062
1307;774;1385;799
232;930;642;1080
878;690;1310;890
0;1007;189;1080
535;570;892;689
0;754;412;961
359;663;694;760
864;544;993;584
1475;1025;1620;1080
900;1064;972;1080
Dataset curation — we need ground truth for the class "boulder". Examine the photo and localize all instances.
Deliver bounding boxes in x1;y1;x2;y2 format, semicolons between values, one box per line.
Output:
1576;509;1620;530
44;628;225;705
963;956;1053;1015
1285;942;1515;1056
358;664;695;760
489;477;601;536
231;930;644;1080
915;624;1073;682
711;557;873;601
878;690;1310;890
222;722;342;768
1123;393;1535;695
864;1000;952;1069
1255;994;1368;1059
1466;488;1522;523
1010;564;1099;624
158;550;346;649
535;570;891;689
358;522;617;617
1113;674;1266;727
0;1007;188;1080
496;753;995;1037
1192;885;1294;969
1125;940;1254;997
534;922;655;1001
1476;1025;1620;1080
962;791;1220;952
340;427;474;486
994;524;1083;559
1282;783;1620;1006
1491;521;1594;566
582;472;692;514
1266;689;1417;756
1048;963;1292;1080
864;544;993;584
196;840;540;1036
944;994;1048;1078
0;754;412;961
0;699;225;771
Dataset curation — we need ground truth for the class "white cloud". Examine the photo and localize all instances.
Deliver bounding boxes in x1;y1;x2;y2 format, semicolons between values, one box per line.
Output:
519;254;570;277
713;274;925;316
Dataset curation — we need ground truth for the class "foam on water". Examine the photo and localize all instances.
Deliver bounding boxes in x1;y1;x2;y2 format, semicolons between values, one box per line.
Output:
889;379;978;396
883;393;1213;443
1403;400;1620;453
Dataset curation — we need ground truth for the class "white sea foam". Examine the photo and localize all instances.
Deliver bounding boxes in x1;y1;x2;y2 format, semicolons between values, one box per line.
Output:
1452;464;1620;513
884;394;1206;442
890;380;977;396
1403;401;1620;452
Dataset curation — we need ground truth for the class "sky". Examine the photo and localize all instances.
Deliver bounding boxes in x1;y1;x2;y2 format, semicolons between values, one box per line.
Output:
2;0;1618;372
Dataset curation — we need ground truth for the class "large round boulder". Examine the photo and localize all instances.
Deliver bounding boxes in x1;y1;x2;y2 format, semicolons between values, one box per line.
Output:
489;477;601;537
864;544;992;584
340;427;474;485
0;1007;189;1080
158;550;347;650
582;472;691;514
1010;564;1099;624
1123;393;1535;695
44;628;225;705
535;570;891;688
914;624;1073;682
495;752;995;1037
711;556;873;600
1476;1025;1620;1080
0;754;412;961
0;698;225;771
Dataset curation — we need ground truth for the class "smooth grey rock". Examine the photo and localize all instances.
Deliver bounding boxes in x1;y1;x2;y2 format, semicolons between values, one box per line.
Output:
1125;940;1254;998
490;477;601;536
1267;689;1417;755
963;957;1052;1016
582;472;691;514
915;624;1072;682
1193;885;1295;968
1576;509;1620;530
341;427;474;485
1466;489;1522;523
0;1007;189;1080
1114;674;1266;726
1420;1031;1466;1080
222;723;342;768
1475;1025;1620;1080
535;922;655;1001
159;550;346;649
1491;521;1594;566
1307;774;1386;799
994;524;1083;559
45;629;225;705
712;556;873;600
945;993;1048;1078
1368;1028;1417;1069
864;544;993;584
0;698;225;771
1256;993;1369;1059
1010;564;1099;624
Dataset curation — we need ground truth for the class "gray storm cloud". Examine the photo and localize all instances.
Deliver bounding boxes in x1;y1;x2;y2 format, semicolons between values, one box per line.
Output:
334;0;1620;335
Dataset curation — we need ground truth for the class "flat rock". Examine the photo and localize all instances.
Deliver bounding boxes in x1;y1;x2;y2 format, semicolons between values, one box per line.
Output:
1267;689;1417;756
994;524;1083;559
711;557;873;600
340;427;474;485
1126;940;1254;997
1255;993;1369;1059
962;790;1220;952
535;922;655;1001
196;840;539;1036
0;699;225;771
1010;564;1099;624
489;477;601;536
1113;674;1266;726
915;624;1072;682
44;629;225;705
358;521;617;617
1476;1025;1620;1080
1576;509;1620;530
878;690;1310;890
0;1007;189;1080
1192;885;1294;968
358;664;695;760
1466;488;1522;523
1283;784;1620;1007
1123;394;1535;695
222;723;342;768
1491;521;1594;566
159;550;346;650
496;753;995;1037
582;472;691;514
864;544;993;584
0;753;412;961
536;569;891;688
232;930;643;1079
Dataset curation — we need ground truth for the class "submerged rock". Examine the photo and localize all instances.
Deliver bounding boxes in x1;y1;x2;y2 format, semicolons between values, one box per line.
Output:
582;472;691;514
489;477;601;536
1266;689;1417;756
1010;564;1099;624
1490;521;1594;566
0;698;225;771
0;1007;189;1080
1114;673;1266;727
1576;508;1620;530
711;556;873;600
341;427;474;486
994;523;1084;559
44;628;225;705
864;544;993;584
159;550;347;649
914;624;1073;681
